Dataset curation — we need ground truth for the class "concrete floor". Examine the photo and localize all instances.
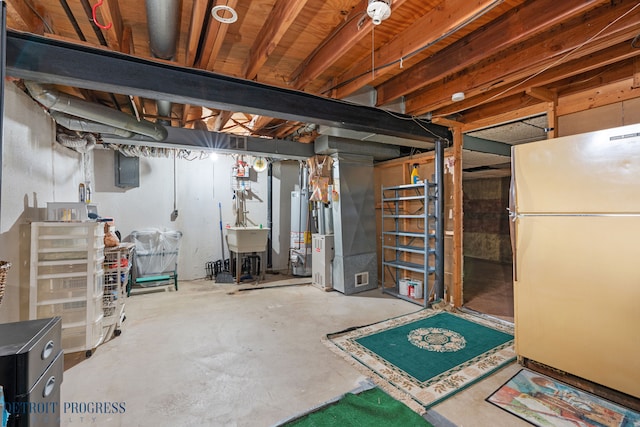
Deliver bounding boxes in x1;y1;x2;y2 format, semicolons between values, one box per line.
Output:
61;279;529;427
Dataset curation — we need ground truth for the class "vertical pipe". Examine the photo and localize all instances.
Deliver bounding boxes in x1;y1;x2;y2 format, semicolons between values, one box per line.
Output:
267;162;272;269
0;1;6;211
435;138;445;300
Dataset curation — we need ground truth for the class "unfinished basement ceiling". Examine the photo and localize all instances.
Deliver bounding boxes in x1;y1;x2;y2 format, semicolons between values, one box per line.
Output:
462;115;549;179
467;115;550;146
4;0;640;156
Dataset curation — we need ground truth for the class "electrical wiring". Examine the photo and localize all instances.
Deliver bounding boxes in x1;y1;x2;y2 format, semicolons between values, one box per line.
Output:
482;1;640;105
321;0;503;95
24;0;54;33
290;9;369;85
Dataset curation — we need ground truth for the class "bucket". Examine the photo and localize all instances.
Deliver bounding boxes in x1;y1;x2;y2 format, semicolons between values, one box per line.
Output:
399;278;410;296
411;279;423;299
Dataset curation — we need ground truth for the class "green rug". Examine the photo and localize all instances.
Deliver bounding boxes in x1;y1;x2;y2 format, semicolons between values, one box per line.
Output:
324;310;515;413
282;387;433;427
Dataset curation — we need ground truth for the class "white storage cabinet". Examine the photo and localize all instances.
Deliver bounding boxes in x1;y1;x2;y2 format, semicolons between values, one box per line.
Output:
29;221;105;356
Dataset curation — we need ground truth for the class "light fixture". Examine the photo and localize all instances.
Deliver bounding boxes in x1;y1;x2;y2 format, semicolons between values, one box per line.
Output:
209;152;219;162
451;92;465;102
253;157;268;172
211;5;238;24
367;0;392;25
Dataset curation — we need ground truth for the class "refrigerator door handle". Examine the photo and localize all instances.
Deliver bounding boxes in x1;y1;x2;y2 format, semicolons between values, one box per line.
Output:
509;152;518;282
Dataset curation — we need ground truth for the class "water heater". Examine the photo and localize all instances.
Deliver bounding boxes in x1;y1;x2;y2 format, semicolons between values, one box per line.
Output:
290;189;313;276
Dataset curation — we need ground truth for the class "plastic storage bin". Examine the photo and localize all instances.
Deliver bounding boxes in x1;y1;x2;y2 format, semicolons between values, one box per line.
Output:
46;202;89;222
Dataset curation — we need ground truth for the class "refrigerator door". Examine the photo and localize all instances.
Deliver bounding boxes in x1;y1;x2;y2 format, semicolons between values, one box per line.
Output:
514;215;640;398
513;124;640;214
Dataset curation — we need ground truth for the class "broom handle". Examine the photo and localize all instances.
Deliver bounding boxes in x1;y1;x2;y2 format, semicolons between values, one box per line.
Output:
219;202;226;260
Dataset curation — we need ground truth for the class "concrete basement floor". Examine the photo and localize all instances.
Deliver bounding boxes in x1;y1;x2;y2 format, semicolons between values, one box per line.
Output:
61;279;529;427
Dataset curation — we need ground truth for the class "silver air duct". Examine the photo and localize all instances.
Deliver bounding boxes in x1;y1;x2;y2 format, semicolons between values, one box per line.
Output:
51;112;136;138
145;0;180;60
24;81;167;141
146;0;181;124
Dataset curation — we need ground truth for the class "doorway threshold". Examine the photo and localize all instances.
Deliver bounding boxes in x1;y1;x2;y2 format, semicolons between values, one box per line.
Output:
458;306;514;328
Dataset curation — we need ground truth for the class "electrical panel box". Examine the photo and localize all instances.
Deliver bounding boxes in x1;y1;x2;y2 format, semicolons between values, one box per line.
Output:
114;152;140;188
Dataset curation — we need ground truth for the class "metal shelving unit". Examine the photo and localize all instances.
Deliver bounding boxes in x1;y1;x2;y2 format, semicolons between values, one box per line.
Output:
381;181;440;307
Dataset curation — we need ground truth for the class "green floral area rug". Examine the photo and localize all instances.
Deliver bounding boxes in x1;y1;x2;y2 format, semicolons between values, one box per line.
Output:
323;310;515;414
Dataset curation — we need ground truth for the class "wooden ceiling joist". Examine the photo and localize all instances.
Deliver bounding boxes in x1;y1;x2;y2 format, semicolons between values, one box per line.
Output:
331;0;506;100
95;0;124;51
290;0;410;90
434;40;640;118
5;0;44;34
376;0;610;107
243;0;310;80
196;0;238;71
186;1;210;67
405;1;640;116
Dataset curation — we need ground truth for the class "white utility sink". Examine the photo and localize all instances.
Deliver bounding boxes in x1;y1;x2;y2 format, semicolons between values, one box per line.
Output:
226;226;269;253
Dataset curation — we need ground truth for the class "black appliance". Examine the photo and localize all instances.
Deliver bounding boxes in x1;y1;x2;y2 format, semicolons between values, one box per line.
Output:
0;317;63;427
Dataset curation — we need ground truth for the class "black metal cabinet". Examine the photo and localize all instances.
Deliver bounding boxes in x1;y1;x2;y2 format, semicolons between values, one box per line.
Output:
0;317;63;427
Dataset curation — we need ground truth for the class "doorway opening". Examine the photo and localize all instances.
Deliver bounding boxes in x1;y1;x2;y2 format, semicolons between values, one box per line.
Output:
459;115;549;322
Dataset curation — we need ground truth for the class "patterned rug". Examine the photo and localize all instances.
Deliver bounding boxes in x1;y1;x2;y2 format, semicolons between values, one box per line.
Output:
487;369;640;427
323;309;515;414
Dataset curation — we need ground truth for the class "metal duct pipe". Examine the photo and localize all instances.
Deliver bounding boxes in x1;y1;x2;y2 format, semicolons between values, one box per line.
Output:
145;0;181;60
156;99;172;125
145;0;181;126
24;81;167;141
51;112;136;138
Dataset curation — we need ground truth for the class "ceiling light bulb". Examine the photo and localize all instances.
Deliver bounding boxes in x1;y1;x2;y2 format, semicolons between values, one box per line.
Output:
367;0;392;25
253;157;268;172
209;152;219;162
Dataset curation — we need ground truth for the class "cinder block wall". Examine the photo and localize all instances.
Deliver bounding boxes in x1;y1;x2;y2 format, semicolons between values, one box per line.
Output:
463;177;512;263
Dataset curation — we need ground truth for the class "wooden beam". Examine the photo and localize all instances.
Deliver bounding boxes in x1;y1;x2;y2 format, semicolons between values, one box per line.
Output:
332;0;504;100
405;2;640;116
243;0;310;80
633;57;640;89
433;40;640;118
291;0;410;90
462;102;548;133
451;126;463;307
251;116;277;133
196;0;238;71
5;0;44;34
186;1;210;67
290;0;368;89
376;0;610;106
98;0;124;51
547;101;558;139
121;25;134;55
213;111;234;132
556;78;640;116
527;87;556;102
432;117;464;129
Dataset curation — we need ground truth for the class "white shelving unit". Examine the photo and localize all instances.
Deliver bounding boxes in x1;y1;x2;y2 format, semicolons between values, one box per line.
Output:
380;182;439;307
29;221;105;356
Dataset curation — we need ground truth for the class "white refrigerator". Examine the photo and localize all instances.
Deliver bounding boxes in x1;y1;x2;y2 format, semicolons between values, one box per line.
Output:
511;123;640;399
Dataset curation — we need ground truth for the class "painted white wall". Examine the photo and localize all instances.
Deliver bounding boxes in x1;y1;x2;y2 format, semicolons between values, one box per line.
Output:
0;82;302;323
1;84;85;323
93;150;276;280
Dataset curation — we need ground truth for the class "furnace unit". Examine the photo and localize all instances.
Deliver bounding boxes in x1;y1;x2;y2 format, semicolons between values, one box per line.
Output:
312;234;334;290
